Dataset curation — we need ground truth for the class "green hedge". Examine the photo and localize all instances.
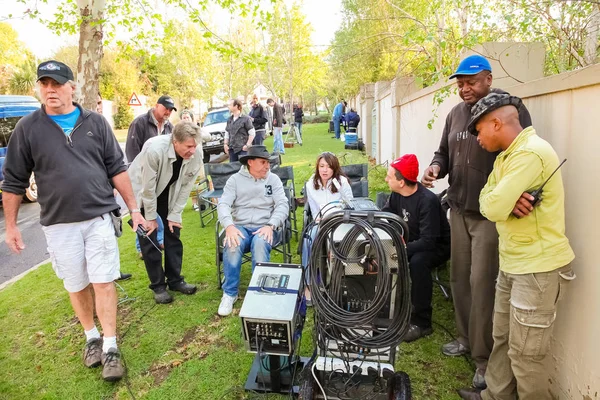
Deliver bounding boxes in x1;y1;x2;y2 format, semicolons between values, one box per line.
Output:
304;113;331;124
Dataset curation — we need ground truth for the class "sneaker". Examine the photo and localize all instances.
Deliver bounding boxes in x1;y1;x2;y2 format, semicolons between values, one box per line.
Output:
154;289;173;304
101;348;124;382
402;324;433;343
83;338;102;368
442;339;470;357
218;293;238;316
472;368;487;389
169;281;197;295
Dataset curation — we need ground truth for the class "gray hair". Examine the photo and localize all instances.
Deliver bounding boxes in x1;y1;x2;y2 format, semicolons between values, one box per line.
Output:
172;121;200;144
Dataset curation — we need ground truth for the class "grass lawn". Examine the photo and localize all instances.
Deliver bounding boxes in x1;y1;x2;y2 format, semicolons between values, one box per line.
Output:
0;123;472;399
114;129;128;143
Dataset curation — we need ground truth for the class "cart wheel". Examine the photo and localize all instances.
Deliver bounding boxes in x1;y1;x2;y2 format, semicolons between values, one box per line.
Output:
387;371;412;400
298;375;315;400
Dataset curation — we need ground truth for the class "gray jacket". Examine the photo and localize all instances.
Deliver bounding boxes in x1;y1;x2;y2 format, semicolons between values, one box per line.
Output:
128;135;203;223
217;166;289;229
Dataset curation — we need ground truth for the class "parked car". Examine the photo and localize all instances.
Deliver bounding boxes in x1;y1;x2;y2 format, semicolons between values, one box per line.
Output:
0;95;41;203
200;107;229;163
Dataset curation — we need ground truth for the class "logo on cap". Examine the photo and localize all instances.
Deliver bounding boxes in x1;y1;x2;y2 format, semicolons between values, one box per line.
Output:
40;63;61;71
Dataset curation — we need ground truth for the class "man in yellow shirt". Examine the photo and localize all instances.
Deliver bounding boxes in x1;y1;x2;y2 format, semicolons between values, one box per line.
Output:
457;93;576;400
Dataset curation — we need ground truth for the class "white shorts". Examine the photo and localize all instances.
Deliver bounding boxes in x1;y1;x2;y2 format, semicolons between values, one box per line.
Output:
43;213;121;293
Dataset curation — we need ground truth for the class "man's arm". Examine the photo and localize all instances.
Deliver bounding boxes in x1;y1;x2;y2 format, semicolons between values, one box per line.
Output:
267;179;289;228
125;119;143;163
112;172;145;230
167;156;203;224
430;113;452;178
217;175;237;229
480;152;543;222
138;148;161;221
3;193;25;253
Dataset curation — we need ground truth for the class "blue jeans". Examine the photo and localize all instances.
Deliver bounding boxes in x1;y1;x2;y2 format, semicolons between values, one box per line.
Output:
229;150;247;163
222;225;281;297
333;118;341;139
301;225;319;280
135;216;164;252
296;122;303;138
273;127;285;153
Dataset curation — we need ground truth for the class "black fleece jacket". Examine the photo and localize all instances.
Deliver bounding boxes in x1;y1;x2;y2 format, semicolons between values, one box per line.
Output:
2;103;126;226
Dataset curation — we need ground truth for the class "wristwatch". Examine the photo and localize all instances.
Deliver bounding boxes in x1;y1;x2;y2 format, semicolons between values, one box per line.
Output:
130;208;141;213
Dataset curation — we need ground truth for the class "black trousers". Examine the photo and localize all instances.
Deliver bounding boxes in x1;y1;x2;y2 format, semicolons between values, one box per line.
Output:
408;243;451;328
139;209;184;291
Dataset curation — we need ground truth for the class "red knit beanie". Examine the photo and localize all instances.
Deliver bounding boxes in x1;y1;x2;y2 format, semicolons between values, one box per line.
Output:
390;154;419;182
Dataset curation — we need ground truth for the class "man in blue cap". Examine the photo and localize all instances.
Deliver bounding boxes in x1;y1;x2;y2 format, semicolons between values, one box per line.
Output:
421;54;532;390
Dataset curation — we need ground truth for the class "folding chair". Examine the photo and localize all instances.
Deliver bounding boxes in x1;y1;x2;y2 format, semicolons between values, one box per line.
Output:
215;188;293;289
196;162;242;227
341;163;369;197
271;166;298;240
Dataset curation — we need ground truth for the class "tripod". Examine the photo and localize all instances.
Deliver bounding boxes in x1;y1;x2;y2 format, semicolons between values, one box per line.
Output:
285;123;302;146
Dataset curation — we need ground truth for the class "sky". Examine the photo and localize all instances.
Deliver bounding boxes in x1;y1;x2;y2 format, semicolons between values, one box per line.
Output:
4;0;342;59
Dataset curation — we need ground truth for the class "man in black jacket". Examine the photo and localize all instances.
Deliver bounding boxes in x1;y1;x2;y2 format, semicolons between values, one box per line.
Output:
125;95;176;162
383;154;450;342
421;55;532;389
2;60;146;382
249;95;268;146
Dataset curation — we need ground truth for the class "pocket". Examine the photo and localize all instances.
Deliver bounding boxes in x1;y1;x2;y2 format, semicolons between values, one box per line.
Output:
510;306;556;357
48;249;64;279
556;266;576;303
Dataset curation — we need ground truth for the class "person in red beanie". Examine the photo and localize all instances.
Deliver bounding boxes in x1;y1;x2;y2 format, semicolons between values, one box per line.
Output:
382;154;451;342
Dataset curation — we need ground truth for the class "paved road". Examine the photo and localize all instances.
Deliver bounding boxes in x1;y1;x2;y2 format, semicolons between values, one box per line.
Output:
0;202;47;285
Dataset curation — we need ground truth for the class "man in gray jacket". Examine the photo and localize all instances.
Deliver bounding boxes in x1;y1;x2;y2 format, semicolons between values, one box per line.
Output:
128;121;204;304
216;145;289;316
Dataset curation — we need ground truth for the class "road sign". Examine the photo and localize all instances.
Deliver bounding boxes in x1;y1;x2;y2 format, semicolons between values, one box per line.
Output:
127;92;142;106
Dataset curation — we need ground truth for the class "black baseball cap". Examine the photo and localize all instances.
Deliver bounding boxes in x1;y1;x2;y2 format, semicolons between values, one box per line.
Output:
467;93;523;136
157;95;177;111
37;60;74;84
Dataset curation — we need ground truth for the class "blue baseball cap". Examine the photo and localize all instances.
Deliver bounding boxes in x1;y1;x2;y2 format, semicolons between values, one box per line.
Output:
449;55;492;79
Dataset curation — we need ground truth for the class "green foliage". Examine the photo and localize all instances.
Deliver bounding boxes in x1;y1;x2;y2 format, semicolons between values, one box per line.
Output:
304;113;331;124
113;101;134;129
8;59;38;96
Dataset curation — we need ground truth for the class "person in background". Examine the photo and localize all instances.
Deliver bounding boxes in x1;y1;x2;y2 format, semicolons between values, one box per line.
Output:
294;104;304;144
344;108;361;133
332;100;346;139
267;98;286;154
224;98;255;162
302;152;353;305
249;95;268;146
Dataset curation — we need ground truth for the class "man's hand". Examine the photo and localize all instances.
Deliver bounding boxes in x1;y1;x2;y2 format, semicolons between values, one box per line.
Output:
168;220;182;233
512;192;536;218
145;219;159;235
5;226;25;254
130;211;146;234
224;225;245;248
421;165;441;188
224;144;229;154
273;119;277;126
242;144;249;152
253;225;274;245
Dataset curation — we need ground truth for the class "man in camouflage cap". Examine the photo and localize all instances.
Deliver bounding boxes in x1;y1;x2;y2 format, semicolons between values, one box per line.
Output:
457;93;575;400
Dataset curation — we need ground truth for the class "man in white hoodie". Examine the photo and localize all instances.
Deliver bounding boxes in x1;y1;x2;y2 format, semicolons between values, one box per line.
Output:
216;145;289;316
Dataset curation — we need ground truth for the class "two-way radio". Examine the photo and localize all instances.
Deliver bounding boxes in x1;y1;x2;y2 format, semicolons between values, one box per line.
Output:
527;158;567;207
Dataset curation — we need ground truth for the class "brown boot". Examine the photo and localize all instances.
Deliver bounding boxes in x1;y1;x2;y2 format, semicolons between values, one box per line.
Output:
457;388;482;400
101;348;124;382
82;338;102;368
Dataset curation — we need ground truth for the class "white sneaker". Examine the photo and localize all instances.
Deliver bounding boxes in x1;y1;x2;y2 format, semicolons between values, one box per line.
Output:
218;293;238;316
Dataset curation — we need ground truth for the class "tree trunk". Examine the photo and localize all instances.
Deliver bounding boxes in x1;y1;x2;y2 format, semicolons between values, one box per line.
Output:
76;0;105;111
584;4;600;65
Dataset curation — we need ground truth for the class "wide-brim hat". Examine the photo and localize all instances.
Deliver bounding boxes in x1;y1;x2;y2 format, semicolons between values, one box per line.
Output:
239;145;271;165
467;93;523;136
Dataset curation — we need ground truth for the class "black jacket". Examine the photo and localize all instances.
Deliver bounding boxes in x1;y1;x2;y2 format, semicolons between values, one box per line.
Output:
294;108;304;123
430;88;532;216
382;184;450;257
2;103;126;226
249;104;268;130
125;109;173;162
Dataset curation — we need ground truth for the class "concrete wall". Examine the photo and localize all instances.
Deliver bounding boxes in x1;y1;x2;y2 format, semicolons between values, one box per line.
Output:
359;44;600;396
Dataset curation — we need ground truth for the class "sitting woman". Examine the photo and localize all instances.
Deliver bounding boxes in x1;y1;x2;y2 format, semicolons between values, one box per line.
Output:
302;152;353;304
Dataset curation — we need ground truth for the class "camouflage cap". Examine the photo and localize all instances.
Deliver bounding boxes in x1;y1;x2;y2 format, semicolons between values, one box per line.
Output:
467;93;523;136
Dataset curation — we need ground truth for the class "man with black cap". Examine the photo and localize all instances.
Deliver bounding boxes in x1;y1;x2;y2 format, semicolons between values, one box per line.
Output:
128;121;203;304
216;145;289;316
420;54;532;389
382;154;450;342
125;95;177;162
2;60;146;382
456;93;575;400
